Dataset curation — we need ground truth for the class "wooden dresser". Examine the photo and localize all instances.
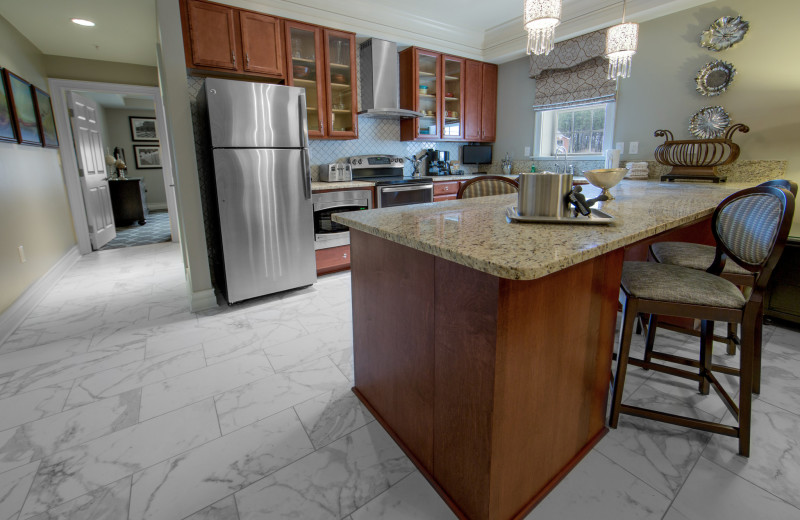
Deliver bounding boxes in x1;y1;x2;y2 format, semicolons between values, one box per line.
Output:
109;178;148;226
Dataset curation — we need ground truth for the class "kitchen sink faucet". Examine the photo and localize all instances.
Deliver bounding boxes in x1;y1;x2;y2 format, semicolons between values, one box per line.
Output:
555;146;568;174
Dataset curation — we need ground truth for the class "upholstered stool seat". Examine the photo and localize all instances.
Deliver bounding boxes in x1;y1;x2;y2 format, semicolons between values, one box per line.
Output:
622;261;746;309
650;242;751;276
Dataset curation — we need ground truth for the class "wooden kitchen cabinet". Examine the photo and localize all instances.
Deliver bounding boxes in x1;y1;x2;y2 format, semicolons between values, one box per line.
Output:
433;180;462;201
284;23;358;140
316;245;351;275
464;60;498;142
181;0;285;80
401;48;495;142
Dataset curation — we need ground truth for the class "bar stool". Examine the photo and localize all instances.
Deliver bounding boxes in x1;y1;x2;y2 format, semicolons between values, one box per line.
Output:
457;176;518;199
648;179;798;393
610;186;795;456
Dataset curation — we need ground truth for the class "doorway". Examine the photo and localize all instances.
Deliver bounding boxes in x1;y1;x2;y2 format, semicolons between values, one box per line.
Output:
48;79;180;255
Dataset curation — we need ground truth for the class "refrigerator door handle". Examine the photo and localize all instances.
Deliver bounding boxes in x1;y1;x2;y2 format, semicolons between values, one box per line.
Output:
298;92;309;148
301;149;312;200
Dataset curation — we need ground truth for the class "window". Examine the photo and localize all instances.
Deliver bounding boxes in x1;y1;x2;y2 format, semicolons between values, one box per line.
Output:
533;101;615;158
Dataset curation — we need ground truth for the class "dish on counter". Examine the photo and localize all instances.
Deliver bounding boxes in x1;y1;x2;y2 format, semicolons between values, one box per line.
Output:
506;205;616;225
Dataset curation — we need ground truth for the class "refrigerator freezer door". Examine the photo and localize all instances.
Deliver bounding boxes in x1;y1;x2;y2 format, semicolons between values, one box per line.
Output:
213;148;316;303
206;78;308;149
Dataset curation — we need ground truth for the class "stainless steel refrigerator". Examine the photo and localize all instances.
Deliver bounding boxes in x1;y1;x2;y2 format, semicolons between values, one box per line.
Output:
205;77;316;303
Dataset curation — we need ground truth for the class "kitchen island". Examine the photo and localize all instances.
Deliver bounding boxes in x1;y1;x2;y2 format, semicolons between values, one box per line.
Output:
334;180;748;520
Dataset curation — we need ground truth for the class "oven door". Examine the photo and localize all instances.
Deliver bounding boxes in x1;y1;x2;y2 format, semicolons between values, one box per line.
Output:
377;184;434;208
312;191;371;249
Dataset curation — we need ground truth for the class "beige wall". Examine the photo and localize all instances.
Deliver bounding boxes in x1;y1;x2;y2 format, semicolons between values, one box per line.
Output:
43;55;159;86
614;0;800;232
0;15;76;313
495;56;535;162
105;107;167;208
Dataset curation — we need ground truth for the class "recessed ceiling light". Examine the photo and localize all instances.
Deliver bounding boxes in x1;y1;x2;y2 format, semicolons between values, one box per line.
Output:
71;18;95;27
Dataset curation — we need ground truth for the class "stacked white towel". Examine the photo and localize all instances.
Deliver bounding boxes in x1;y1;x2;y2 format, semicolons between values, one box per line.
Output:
626;162;649;179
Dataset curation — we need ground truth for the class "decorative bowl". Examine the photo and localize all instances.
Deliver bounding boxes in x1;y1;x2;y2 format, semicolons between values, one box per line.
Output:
582;168;627;200
293;65;309;78
332;73;347;84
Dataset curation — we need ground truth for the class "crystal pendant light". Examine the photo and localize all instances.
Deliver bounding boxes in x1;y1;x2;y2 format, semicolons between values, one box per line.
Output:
605;0;639;79
524;0;562;55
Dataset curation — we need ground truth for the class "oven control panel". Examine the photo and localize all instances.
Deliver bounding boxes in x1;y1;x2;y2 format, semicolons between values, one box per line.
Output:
348;155;405;169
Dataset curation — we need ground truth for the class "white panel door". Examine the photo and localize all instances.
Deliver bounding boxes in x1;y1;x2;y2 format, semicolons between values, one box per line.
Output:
68;91;116;250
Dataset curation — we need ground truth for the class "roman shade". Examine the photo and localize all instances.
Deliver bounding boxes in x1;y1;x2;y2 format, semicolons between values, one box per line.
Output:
530;29;617;110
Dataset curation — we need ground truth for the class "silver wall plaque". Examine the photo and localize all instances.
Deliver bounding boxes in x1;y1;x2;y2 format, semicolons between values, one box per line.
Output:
689;106;731;139
695;60;736;96
700;16;750;51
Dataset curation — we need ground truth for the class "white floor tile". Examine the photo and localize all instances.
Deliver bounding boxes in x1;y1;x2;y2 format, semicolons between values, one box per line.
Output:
350;472;456;520
0;383;72;432
183;496;239;520
214;357;348;434
139;351;273;421
129;409;313;520
19;399;219;519
670;457;800;520
235;421;414;520
294;387;374;449
23;476;131;520
524;451;670;520
0;461;40;520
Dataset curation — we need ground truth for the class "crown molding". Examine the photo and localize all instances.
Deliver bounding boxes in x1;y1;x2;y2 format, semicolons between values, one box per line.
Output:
213;0;713;64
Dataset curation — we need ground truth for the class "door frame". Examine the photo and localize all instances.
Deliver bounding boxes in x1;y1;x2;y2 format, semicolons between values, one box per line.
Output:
49;78;180;254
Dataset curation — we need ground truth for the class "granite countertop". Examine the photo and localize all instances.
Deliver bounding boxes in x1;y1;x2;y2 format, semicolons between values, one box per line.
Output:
333;180;752;280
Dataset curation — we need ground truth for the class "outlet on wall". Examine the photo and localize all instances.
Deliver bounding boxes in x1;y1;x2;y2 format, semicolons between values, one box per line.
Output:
524;146;531;157
18;245;26;263
629;141;639;154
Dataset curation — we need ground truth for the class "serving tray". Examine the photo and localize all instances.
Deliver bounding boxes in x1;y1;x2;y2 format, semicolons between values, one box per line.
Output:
505;206;616;225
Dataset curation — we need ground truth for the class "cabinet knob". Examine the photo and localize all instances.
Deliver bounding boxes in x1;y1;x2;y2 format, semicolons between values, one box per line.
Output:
343;253;348;259
232;51;236;67
246;53;250;67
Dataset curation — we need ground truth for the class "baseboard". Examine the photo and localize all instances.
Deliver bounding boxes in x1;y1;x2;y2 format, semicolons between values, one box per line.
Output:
190;288;218;312
148;203;168;211
0;246;81;345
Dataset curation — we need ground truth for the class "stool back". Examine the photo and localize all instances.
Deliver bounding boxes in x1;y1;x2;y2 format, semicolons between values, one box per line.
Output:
457;176;519;199
759;179;798;197
710;186;795;291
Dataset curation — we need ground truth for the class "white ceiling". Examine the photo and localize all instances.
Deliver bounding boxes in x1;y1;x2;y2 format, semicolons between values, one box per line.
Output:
0;0;712;67
79;91;155;109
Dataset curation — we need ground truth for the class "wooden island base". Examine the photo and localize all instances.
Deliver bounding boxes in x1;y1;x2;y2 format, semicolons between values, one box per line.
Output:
350;229;624;520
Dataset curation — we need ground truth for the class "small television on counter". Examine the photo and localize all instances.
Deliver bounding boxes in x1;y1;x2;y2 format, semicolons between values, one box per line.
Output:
462;144;492;165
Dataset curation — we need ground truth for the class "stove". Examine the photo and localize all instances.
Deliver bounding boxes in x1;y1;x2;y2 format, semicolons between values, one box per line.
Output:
348;155;434;207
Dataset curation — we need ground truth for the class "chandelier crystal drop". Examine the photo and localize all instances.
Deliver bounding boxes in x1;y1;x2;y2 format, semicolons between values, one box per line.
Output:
524;0;562;55
605;0;638;79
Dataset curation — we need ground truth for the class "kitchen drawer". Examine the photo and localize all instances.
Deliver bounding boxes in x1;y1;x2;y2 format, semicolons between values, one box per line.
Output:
316;245;350;275
434;193;458;202
433;181;460;196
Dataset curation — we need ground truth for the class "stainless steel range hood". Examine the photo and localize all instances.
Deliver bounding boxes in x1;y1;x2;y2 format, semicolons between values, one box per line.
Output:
358;38;423;119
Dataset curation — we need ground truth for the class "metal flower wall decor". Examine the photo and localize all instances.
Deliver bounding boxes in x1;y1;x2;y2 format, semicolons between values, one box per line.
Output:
689;106;730;139
695;60;736;96
700;15;750;51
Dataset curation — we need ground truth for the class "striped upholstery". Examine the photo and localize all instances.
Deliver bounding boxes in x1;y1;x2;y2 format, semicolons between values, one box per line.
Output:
717;193;782;265
458;177;519;199
622;261;747;308
650;242;751;275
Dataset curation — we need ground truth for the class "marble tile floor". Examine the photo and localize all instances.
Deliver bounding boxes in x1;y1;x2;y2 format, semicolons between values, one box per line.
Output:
0;241;798;519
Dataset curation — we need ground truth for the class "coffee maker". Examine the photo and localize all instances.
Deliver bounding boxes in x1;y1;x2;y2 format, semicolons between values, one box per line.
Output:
425;149;451;176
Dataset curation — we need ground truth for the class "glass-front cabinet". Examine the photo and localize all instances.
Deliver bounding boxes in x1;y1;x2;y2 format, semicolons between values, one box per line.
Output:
284;21;325;138
442;56;464;139
400;48;466;141
284;23;357;139
416;50;440;139
324;29;357;138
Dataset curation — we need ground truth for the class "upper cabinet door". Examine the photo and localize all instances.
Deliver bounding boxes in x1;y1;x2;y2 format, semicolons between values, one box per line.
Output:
464;59;483;141
481;63;498;142
442;56;464;140
239;11;284;76
186;0;239;70
415;49;441;140
285;21;326;138
323;29;358;139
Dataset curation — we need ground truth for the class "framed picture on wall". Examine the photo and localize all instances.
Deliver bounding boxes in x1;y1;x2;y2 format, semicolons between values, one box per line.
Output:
129;116;159;141
32;86;59;148
0;69;17;143
133;145;162;169
3;69;41;146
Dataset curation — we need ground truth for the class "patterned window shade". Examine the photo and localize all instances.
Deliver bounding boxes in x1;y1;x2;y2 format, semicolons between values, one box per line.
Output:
530;30;617;110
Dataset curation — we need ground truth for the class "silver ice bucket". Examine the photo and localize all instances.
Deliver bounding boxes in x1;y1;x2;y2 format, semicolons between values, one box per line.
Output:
517;172;573;217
